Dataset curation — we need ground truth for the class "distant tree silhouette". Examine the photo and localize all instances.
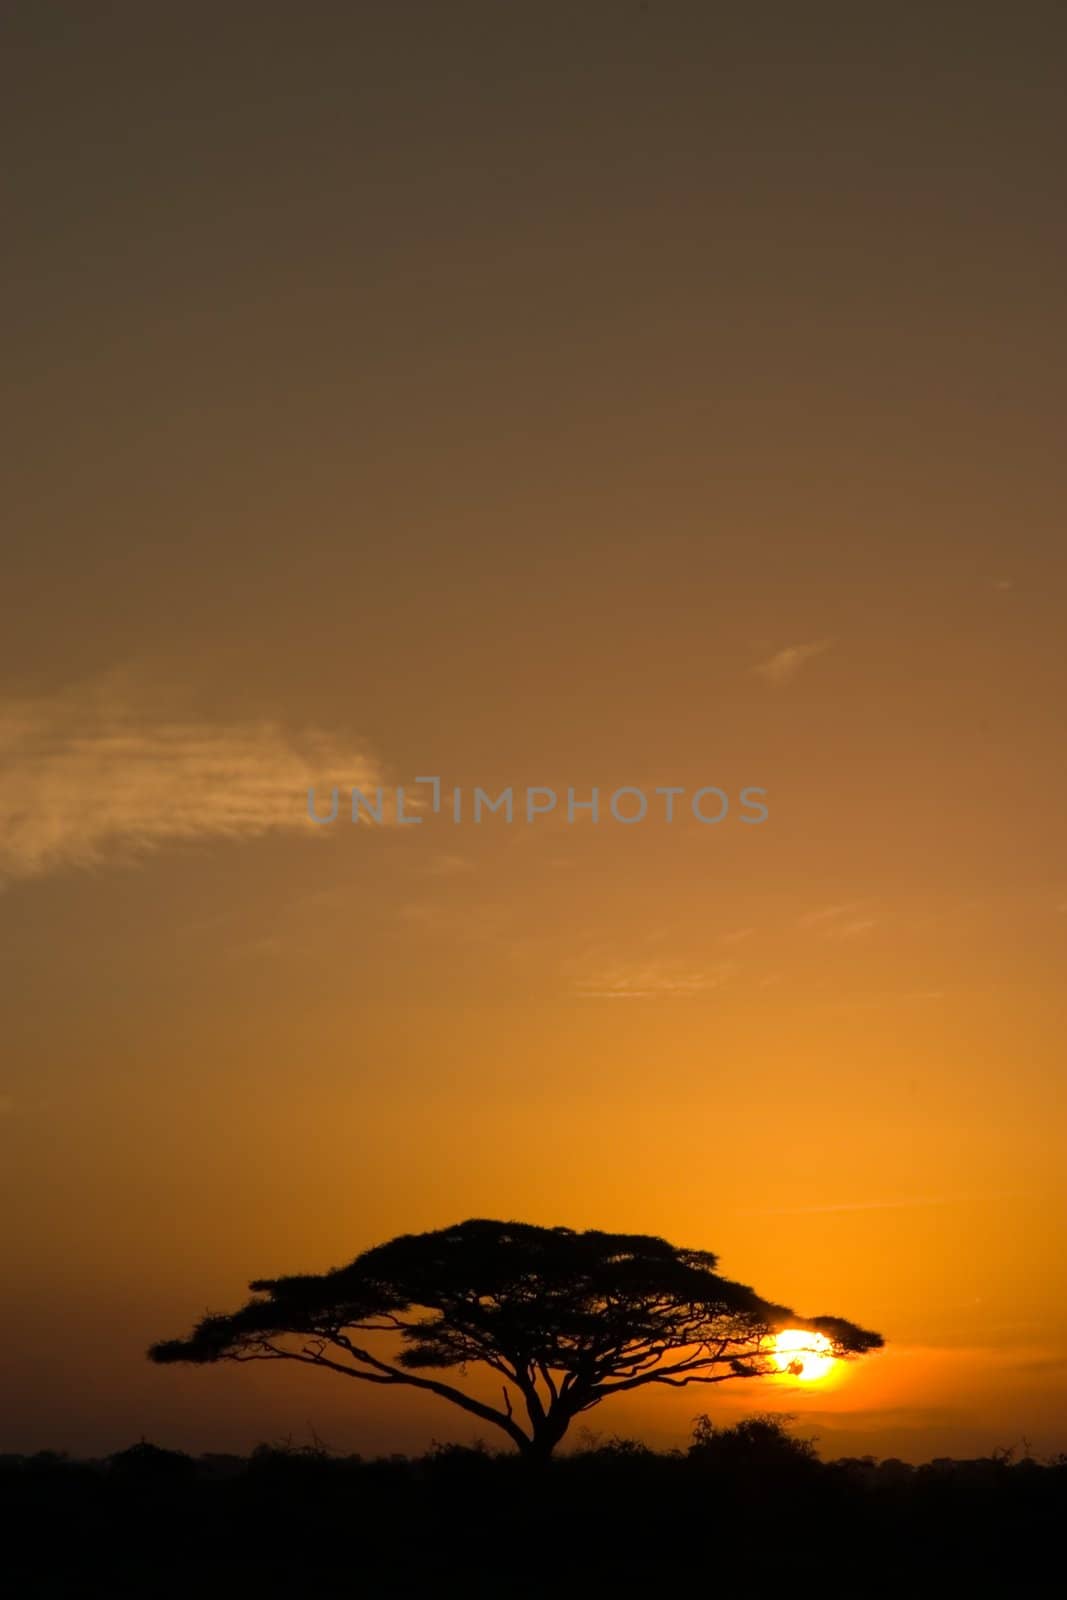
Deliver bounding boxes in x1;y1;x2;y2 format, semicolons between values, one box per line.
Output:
688;1411;819;1470
150;1219;881;1461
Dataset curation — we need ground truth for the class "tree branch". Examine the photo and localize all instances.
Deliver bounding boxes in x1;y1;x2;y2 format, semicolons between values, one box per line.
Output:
232;1336;532;1450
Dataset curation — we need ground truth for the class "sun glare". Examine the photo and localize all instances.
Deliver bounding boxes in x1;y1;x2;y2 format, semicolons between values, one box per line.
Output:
773;1329;835;1382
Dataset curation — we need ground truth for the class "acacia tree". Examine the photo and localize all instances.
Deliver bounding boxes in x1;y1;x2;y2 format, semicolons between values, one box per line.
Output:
150;1219;882;1461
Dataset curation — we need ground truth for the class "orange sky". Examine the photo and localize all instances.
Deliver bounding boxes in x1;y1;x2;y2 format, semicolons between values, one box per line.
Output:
2;2;1066;1463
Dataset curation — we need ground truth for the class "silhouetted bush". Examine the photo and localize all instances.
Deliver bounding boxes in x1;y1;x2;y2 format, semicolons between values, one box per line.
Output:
107;1440;198;1486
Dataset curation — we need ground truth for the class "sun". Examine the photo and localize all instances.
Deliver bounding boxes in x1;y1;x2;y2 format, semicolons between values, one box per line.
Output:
773;1328;835;1382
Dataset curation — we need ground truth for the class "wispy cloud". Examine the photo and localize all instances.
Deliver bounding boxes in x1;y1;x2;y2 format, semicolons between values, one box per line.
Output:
425;853;474;877
754;639;832;686
0;681;387;884
573;960;737;1000
798;903;877;939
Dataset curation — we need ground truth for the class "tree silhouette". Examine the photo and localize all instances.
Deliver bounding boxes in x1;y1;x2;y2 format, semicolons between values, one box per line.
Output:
150;1219;882;1460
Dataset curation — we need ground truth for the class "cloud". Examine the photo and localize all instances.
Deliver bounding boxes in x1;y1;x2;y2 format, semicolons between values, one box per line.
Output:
0;681;388;884
798;903;877;939
426;853;474;877
754;639;832;686
392;899;504;942
573;960;737;1000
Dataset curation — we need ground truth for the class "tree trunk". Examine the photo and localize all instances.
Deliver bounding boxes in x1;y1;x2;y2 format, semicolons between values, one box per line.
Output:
520;1414;569;1467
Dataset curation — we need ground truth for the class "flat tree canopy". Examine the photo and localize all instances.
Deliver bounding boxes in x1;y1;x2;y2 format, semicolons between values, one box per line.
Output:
150;1219;882;1458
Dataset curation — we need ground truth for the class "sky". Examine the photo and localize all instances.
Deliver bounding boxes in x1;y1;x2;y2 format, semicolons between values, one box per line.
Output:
2;1;1066;1463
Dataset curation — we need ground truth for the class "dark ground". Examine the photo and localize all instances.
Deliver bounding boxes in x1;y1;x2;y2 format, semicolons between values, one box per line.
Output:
2;1419;1063;1596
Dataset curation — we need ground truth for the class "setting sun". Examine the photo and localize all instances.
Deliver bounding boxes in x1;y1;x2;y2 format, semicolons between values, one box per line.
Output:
774;1330;835;1382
